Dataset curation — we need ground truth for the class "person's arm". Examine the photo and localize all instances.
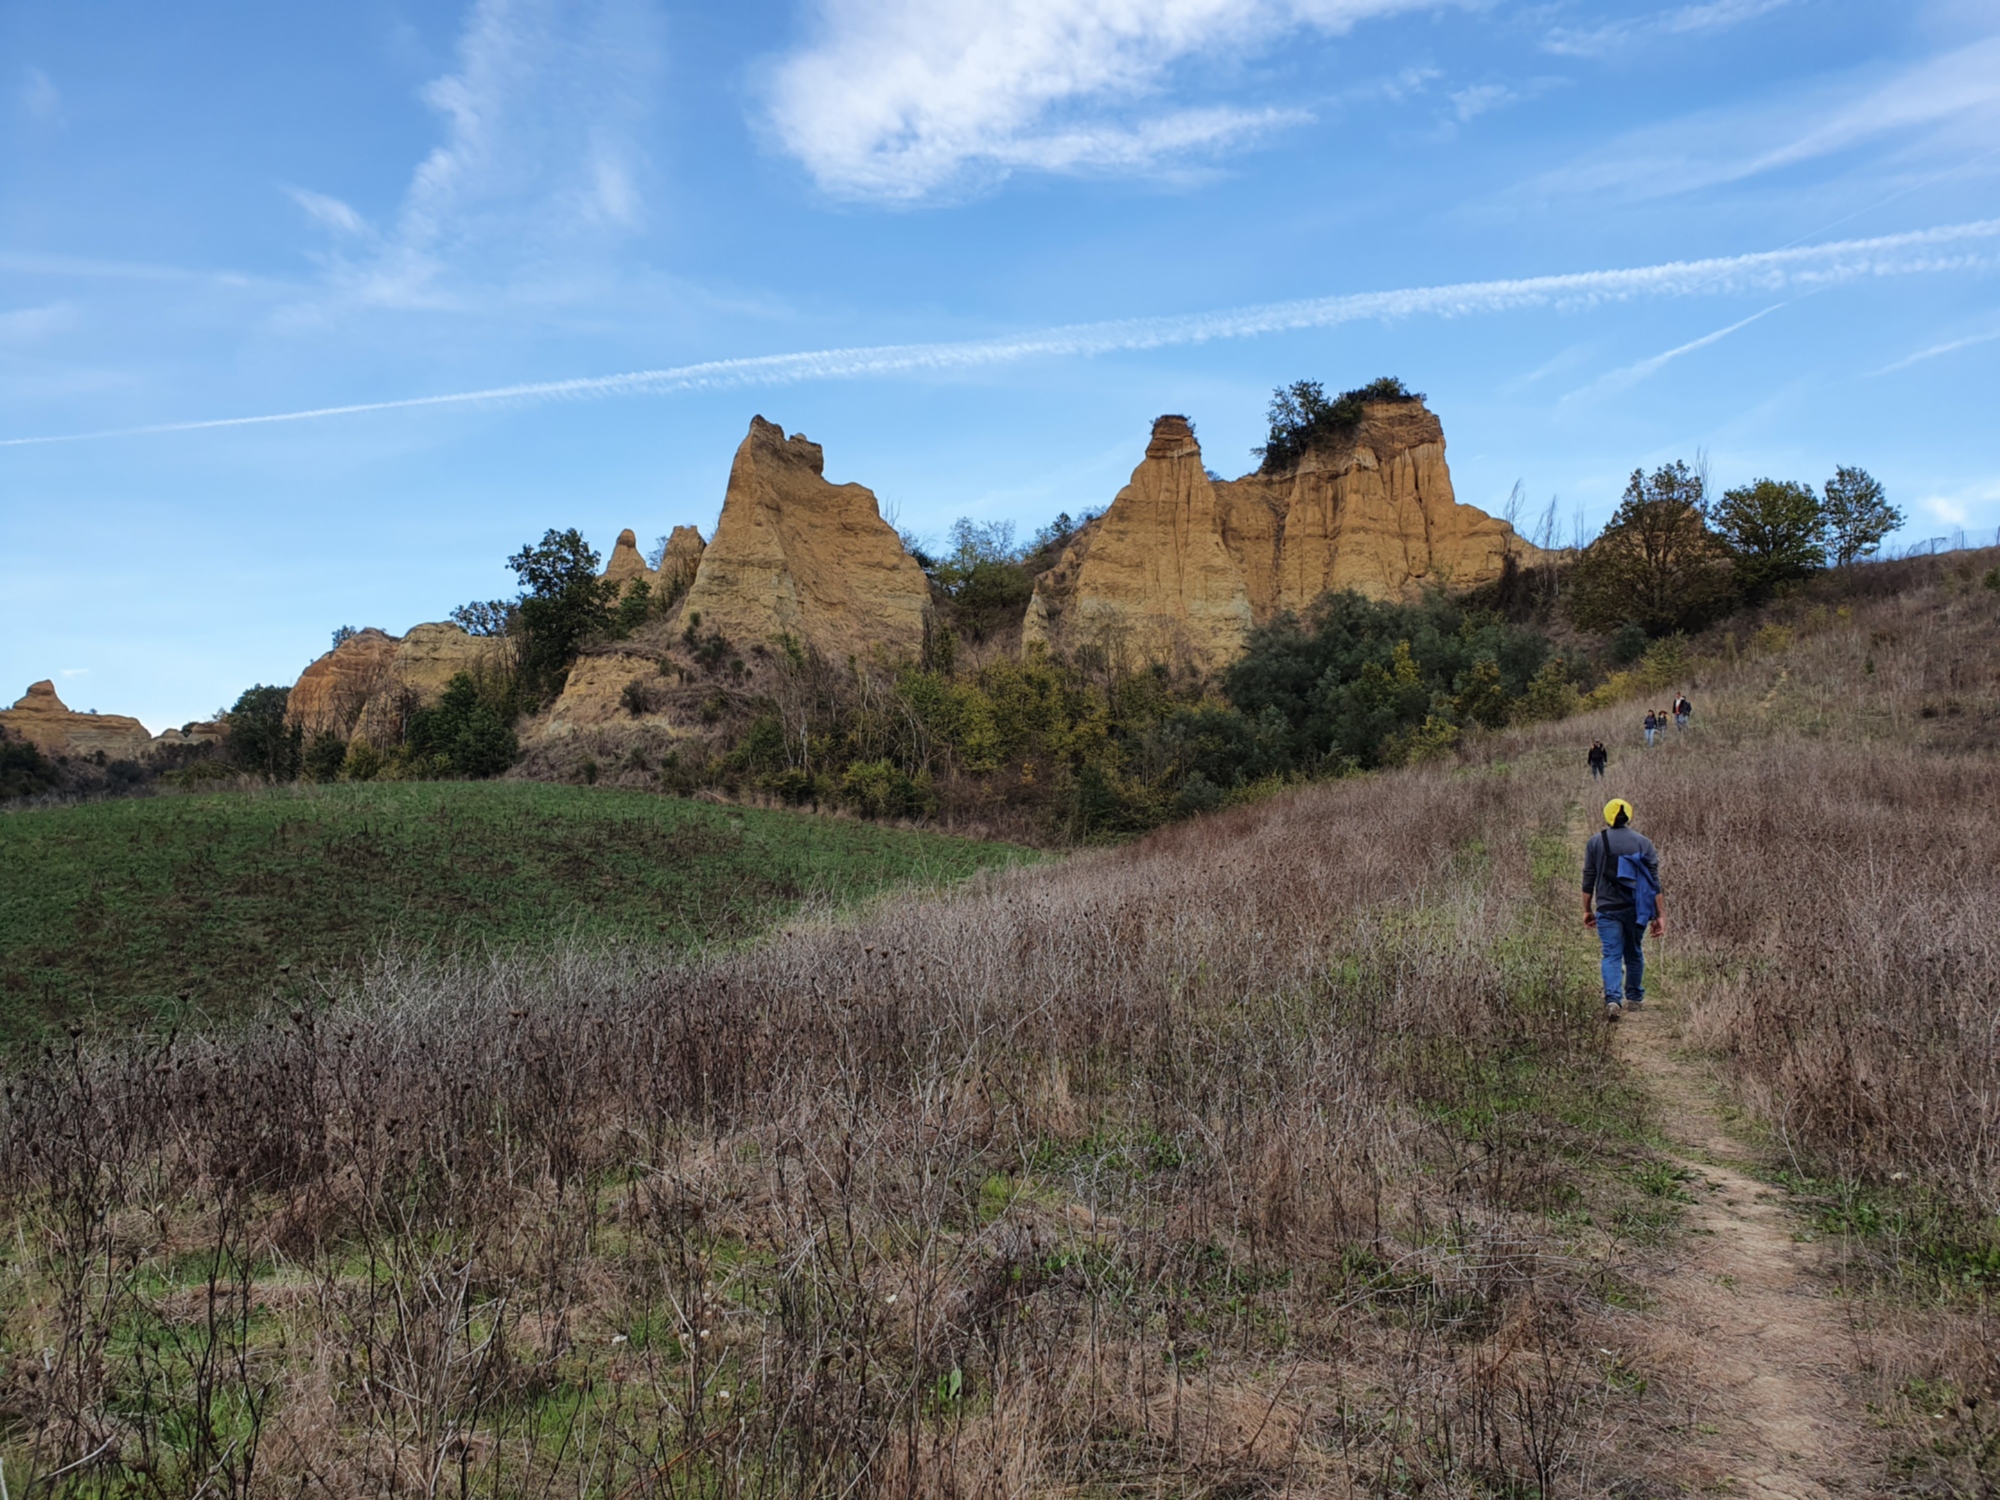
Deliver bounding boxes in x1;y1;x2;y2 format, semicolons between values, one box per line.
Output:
1650;893;1665;937
1581;837;1599;926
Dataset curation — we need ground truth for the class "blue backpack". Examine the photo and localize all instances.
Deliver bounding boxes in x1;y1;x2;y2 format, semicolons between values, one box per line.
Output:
1597;832;1659;924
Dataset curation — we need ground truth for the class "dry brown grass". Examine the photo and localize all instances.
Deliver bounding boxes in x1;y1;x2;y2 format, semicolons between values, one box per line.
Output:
0;735;1657;1496
6;550;1992;1497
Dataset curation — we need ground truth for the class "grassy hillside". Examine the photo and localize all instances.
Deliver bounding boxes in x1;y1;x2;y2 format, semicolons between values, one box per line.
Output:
0;781;1023;1041
0;553;1991;1497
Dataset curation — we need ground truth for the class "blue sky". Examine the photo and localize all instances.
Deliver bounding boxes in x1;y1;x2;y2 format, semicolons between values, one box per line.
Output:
3;0;1997;729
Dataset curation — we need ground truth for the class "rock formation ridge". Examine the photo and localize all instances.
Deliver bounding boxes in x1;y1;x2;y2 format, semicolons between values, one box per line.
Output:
287;624;504;743
680;416;931;661
1027;399;1546;665
0;680;155;760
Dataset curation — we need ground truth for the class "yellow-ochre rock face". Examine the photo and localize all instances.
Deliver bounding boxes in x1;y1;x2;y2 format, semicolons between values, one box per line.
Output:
1027;401;1550;666
1022;415;1253;670
603;529;655;596
681;416;931;661
0;680;154;760
287;624;505;742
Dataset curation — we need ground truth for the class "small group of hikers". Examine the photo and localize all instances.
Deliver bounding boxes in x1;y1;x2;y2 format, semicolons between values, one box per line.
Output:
1642;693;1693;747
1582;796;1663;1022
1587;693;1693;775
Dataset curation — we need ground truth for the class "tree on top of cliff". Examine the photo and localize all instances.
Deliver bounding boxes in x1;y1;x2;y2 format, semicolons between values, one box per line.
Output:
507;528;618;705
1255;377;1425;474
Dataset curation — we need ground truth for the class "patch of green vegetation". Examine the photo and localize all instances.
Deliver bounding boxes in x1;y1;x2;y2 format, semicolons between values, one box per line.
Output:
0;781;1024;1043
1769;1169;2000;1291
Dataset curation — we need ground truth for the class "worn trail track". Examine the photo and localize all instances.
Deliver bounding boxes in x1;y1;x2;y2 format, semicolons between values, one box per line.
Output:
1615;985;1874;1497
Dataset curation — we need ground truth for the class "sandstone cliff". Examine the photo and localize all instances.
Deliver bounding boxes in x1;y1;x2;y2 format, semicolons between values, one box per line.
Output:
286;628;401;738
603;529;655;596
0;680;154;760
1026;400;1546;665
1216;399;1542;610
288;624;505;743
659;526;705;596
681;417;930;660
1022;416;1253;668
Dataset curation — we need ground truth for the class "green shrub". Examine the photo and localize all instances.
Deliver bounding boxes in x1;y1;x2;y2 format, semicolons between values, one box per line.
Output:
0;733;62;801
225;685;302;781
404;674;518;779
304;731;348;783
341;738;385;782
1255;376;1422;474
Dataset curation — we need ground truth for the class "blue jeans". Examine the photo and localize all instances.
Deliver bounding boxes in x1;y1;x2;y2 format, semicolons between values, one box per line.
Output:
1644;726;1656;746
1597;913;1646;1004
1590;762;1604;777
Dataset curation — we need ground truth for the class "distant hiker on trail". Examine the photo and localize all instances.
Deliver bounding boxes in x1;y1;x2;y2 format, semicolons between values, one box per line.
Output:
1583;797;1664;1022
1587;741;1608;779
1673;694;1692;732
1643;710;1659;747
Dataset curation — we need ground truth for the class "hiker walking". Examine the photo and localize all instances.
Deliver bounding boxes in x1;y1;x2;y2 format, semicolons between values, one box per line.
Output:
1642;709;1659;747
1583;797;1664;1022
1587;740;1608;779
1673;693;1692;732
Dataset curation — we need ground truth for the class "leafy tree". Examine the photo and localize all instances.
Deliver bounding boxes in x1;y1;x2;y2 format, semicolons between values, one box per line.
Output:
1255;377;1422;474
1712;477;1825;602
330;625;358;648
303;731;348;783
405;673;517;779
225;685;302;781
1821;466;1902;566
1224;590;1548;770
508;528;617;702
1565;461;1736;636
931;518;1035;641
0;731;63;800
613;578;653;637
450;599;515;637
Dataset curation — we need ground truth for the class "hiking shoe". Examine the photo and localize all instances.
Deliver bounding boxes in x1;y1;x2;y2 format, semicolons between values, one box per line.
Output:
1624;997;1645;1011
1603;1001;1623;1022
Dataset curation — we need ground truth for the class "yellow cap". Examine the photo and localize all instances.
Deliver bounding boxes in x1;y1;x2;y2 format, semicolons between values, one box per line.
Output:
1603;798;1634;827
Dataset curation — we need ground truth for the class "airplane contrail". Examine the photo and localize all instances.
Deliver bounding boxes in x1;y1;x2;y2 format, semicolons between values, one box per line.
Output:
5;217;1996;448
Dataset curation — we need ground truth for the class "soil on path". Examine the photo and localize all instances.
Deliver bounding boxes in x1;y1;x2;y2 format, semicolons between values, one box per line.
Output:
1613;979;1877;1496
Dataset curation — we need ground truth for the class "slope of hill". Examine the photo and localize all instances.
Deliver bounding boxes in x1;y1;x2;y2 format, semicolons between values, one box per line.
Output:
0;551;1991;1496
0;782;1024;1045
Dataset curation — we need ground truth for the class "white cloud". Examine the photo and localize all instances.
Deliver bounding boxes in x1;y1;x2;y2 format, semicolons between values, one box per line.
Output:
18;66;60;122
1543;0;1794;58
293;0;660;311
1871;325;2000;374
763;0;1443;201
286;188;371;238
1529;33;2000;202
1450;84;1510;121
9;216;1997;447
1562;303;1784;401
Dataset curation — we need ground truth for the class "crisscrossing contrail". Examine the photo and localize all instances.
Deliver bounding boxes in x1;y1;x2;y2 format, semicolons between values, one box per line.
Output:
4;218;1995;448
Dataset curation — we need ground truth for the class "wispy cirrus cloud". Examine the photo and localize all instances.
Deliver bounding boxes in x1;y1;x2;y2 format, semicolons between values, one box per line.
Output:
7;217;1997;447
1871;324;2000;374
1527;32;2000;202
1542;0;1795;59
762;0;1445;202
289;0;660;313
1561;303;1784;402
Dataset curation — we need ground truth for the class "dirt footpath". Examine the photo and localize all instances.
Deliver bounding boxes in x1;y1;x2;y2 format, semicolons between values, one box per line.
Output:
1616;992;1875;1498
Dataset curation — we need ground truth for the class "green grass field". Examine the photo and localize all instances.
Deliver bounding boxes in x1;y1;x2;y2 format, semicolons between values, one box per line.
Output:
0;782;1022;1042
